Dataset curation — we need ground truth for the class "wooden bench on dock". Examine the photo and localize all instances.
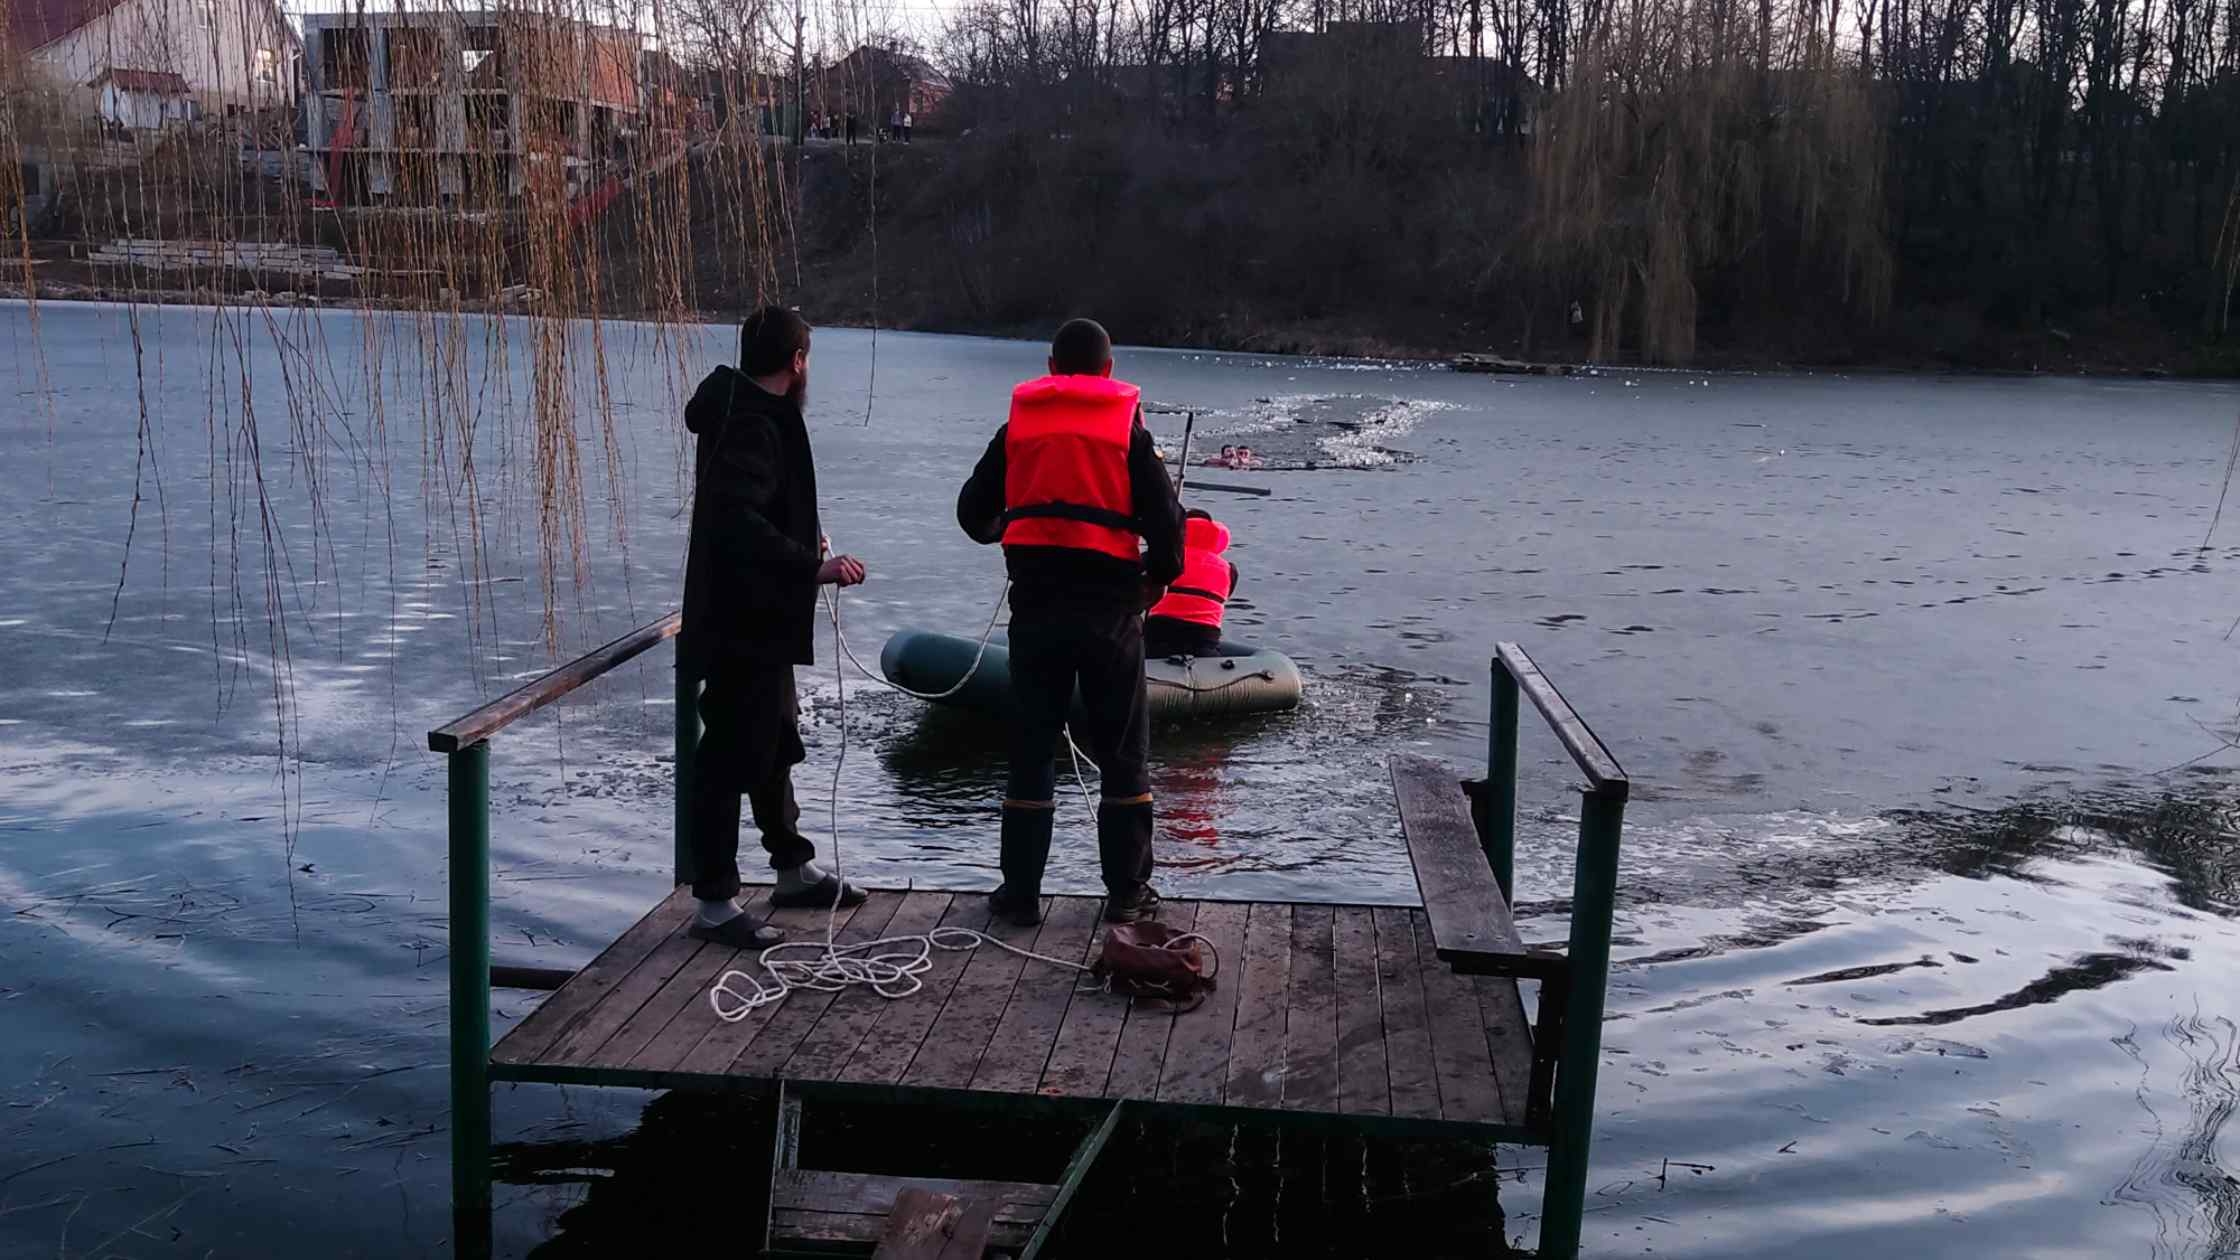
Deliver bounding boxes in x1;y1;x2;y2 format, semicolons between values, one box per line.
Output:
430;628;1627;1258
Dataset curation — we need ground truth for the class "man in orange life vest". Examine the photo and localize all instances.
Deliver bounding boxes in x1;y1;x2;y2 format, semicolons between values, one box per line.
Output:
957;319;1186;925
1145;509;1238;659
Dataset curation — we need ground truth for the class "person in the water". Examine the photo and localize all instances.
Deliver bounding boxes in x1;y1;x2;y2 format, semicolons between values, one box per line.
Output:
1146;509;1238;659
678;306;870;949
957;318;1185;926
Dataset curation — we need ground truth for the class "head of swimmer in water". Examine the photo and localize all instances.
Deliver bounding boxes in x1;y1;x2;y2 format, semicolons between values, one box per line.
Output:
740;306;811;409
1221;445;1237;460
1048;318;1113;378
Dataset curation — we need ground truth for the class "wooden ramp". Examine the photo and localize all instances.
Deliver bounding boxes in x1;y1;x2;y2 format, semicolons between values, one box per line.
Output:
490;886;1537;1136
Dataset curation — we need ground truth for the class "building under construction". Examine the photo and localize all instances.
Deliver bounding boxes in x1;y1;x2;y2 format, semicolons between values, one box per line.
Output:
299;9;641;207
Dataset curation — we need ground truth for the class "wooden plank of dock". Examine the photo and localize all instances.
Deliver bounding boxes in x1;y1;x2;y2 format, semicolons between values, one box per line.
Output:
1414;912;1507;1123
1373;905;1442;1119
1102;900;1200;1100
1152;900;1247;1106
899;898;1053;1090
839;895;995;1085
547;890;770;1068
492;888;694;1066
1225;902;1294;1108
670;897;873;1076
1040;917;1133;1098
1332;906;1391;1116
1281;904;1339;1112
970;897;1102;1093
732;891;909;1074
489;889;1536;1133
1392;754;1549;977
786;891;954;1081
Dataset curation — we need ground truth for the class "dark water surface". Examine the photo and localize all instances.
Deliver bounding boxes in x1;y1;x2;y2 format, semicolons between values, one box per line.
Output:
3;302;2238;1256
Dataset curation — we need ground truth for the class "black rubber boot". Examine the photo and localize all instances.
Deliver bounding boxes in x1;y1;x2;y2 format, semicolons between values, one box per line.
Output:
992;804;1054;926
1098;800;1160;921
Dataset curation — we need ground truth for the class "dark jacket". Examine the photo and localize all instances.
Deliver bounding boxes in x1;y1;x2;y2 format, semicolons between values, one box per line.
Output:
957;413;1186;619
680;367;823;672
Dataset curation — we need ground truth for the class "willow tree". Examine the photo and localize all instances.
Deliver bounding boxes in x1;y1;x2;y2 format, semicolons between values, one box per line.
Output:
1527;0;1891;362
0;0;814;836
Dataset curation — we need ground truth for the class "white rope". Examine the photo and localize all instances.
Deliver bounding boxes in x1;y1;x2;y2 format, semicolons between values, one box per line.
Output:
825;575;1101;811
830;577;1011;702
709;924;1095;1020
709;575;1102;1023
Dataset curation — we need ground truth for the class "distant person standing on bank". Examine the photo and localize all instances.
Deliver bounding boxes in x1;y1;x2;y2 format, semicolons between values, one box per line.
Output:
845;112;858;145
901;111;913;143
679;307;871;948
957;319;1185;926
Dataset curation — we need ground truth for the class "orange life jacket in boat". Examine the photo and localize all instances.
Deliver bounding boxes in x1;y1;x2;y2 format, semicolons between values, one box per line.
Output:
1001;375;1143;564
1150;516;1233;629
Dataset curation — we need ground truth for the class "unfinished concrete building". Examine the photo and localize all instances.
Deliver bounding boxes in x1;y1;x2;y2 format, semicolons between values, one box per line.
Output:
299;9;640;207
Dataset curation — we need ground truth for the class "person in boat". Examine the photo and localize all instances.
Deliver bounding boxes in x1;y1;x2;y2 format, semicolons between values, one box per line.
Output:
956;318;1185;927
678;306;871;950
1145;509;1238;659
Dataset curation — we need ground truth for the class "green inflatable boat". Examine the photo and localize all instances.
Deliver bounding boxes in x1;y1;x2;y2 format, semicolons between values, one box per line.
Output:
878;629;1304;722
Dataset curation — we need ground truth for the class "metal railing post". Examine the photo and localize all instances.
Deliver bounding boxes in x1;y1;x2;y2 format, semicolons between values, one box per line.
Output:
1539;788;1626;1260
673;664;700;888
1488;660;1520;902
447;741;493;1260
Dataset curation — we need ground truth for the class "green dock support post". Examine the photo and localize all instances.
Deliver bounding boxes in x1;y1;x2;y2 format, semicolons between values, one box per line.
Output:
1539;788;1626;1260
673;666;700;888
1488;662;1519;903
447;741;493;1260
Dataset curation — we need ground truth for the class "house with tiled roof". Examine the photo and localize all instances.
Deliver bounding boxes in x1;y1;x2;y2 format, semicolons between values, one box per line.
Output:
4;0;296;110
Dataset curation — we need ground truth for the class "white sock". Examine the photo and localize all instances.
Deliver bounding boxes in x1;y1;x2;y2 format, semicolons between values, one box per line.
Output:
696;897;743;928
776;861;828;892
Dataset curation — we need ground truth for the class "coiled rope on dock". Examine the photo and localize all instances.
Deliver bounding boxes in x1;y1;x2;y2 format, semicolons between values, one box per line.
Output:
708;579;1201;1022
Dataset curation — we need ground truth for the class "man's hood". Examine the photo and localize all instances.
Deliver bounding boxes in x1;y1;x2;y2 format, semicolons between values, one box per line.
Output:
684;366;743;435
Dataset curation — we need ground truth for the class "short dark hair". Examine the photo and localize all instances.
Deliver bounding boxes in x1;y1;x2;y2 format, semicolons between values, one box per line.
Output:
1050;318;1112;375
1185;508;1213;521
741;306;811;377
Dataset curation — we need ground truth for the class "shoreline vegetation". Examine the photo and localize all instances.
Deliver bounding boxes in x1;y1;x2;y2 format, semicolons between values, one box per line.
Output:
4;276;2222;380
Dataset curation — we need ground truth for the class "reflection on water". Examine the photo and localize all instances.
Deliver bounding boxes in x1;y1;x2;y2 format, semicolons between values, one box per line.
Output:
500;1092;1517;1259
4;305;2240;1256
1576;785;2240;1257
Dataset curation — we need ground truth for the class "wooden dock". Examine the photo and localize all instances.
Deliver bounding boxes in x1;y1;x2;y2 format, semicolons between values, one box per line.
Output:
492;887;1538;1135
431;622;1628;1258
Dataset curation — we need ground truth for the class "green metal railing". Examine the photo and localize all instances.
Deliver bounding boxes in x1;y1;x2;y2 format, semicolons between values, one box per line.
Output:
429;625;1625;1258
427;612;688;1260
1478;641;1629;1260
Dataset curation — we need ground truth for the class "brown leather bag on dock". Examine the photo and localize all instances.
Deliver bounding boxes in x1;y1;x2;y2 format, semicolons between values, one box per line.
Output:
1091;921;1218;1011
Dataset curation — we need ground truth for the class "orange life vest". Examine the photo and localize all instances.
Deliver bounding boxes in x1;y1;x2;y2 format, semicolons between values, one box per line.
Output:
1001;374;1143;564
1150;516;1232;629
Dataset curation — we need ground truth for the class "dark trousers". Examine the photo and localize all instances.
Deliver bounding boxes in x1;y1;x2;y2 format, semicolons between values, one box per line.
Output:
1004;607;1154;899
690;666;817;901
1145;615;1220;659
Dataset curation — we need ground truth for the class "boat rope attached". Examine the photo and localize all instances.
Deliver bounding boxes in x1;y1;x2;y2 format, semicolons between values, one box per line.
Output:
708;574;1120;1021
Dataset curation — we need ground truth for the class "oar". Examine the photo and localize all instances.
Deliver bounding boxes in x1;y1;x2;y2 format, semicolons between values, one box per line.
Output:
1184;479;1272;497
1173;410;1196;498
1160;409;1269;496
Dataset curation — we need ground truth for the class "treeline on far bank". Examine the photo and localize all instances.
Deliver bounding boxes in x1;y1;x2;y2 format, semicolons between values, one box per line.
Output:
705;0;2240;372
